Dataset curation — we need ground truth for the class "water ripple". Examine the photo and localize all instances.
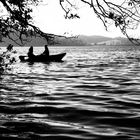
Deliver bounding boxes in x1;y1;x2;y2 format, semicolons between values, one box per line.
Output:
0;46;140;139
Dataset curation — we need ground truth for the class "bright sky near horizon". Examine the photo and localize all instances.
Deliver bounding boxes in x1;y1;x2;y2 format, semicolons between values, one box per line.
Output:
33;0;124;38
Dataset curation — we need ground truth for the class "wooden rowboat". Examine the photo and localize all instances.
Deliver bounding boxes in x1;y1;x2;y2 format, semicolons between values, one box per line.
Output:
19;53;66;62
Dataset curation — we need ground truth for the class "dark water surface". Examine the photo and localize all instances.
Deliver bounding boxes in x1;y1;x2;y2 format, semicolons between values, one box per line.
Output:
0;46;140;140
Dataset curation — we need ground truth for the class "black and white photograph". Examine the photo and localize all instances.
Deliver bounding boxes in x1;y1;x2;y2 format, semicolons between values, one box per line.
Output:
0;0;140;140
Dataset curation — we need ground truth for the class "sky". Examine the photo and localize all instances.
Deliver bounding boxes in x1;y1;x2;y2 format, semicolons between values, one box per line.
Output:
32;0;124;38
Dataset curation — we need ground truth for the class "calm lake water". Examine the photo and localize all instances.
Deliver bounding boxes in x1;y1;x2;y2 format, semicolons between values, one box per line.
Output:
0;45;140;140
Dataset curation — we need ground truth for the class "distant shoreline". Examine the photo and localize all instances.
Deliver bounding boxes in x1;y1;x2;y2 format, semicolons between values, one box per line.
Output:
0;35;133;47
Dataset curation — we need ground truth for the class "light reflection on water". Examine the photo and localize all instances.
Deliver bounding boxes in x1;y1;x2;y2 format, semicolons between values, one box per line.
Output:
0;46;140;139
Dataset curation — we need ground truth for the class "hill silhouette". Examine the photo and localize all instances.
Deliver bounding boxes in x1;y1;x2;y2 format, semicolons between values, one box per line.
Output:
0;35;132;46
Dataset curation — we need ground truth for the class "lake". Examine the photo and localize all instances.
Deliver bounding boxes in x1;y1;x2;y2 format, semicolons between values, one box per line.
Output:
0;45;140;140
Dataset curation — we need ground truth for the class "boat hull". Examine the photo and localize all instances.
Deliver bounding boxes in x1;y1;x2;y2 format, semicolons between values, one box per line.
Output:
19;53;66;62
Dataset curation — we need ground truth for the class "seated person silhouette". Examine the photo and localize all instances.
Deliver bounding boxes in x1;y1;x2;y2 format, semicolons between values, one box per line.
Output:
41;44;49;57
27;46;35;60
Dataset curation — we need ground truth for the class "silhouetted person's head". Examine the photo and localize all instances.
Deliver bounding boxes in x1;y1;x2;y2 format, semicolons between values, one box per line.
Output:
45;45;48;50
29;46;33;53
28;46;34;58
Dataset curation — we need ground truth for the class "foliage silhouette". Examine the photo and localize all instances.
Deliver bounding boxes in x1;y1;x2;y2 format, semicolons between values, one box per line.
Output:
0;0;64;45
60;0;140;44
0;0;139;45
